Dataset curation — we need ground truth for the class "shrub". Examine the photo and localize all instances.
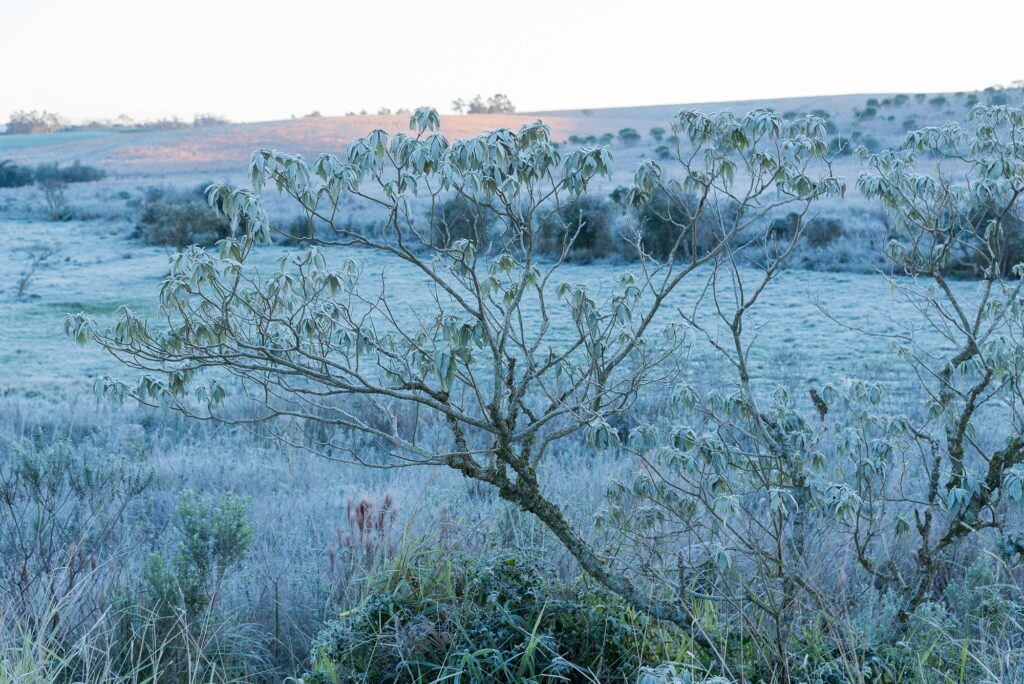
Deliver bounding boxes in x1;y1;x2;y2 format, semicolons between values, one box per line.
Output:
804;216;844;247
142;490;253;621
654;144;672;160
929;95;948;107
539;195;618;261
134;185;231;247
429;194;496;249
34;160;106;184
856;106;877;119
902;117;918;131
617;127;641;146
112;490;255;683
828;135;853;156
866;98;880;107
598;132;614;145
0;160;34;188
648;126;665;141
40;180;70;221
305;552;683;684
635;187;732;260
945;204;1024;277
766;213;844;250
0;159;105;188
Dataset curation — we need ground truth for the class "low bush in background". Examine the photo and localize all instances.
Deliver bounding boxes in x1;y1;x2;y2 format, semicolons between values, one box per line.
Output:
0;160;35;188
634;187;732;261
539;195;619;261
429;194;497;249
0;159;105;188
134;185;231;247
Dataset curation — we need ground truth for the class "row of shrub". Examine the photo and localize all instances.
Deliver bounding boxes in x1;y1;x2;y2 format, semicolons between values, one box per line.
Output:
428;191;848;263
0;159;106;188
131;184;1022;279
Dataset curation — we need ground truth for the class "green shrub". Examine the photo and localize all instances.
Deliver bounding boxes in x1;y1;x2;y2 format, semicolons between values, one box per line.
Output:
0;160;34;188
828;135;853;156
654;144;672;160
134;186;231;247
539;195;618;261
648;126;665;141
143;490;253;620
617;127;641;146
429;194;496;249
805;216;844;247
929;95;948;107
109;490;256;683
33;160;106;184
305;552;684;684
635;187;732;260
0;159;105;188
945;204;1024;277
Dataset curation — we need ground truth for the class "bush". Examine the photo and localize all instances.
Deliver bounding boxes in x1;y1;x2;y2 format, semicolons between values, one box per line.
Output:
654;144;672;160
805;216;844;247
429;194;496;249
0;159;105;188
766;214;843;248
828;135;854;156
0;160;34;188
635;187;731;260
34;160;106;184
539;195;618;261
305;552;683;684
134;186;232;247
617;128;641;146
945;204;1024;277
648;126;665;141
929;95;948;107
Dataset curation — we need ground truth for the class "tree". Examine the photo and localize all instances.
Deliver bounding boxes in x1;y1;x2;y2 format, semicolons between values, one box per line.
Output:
5;110;63;134
853;107;1024;626
67;107;841;669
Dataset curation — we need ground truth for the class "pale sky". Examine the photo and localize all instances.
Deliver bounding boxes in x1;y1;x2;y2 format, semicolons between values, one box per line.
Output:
2;0;1022;124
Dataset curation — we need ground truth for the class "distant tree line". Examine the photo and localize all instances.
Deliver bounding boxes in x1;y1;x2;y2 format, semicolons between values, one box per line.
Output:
3;110;231;135
451;93;515;114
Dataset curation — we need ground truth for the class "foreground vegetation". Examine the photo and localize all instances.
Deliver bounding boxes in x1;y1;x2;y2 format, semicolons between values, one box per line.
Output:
3;100;1024;682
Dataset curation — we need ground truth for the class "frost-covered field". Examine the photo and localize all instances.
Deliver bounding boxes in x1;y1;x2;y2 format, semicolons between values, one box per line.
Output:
2;90;1023;683
0;214;970;395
